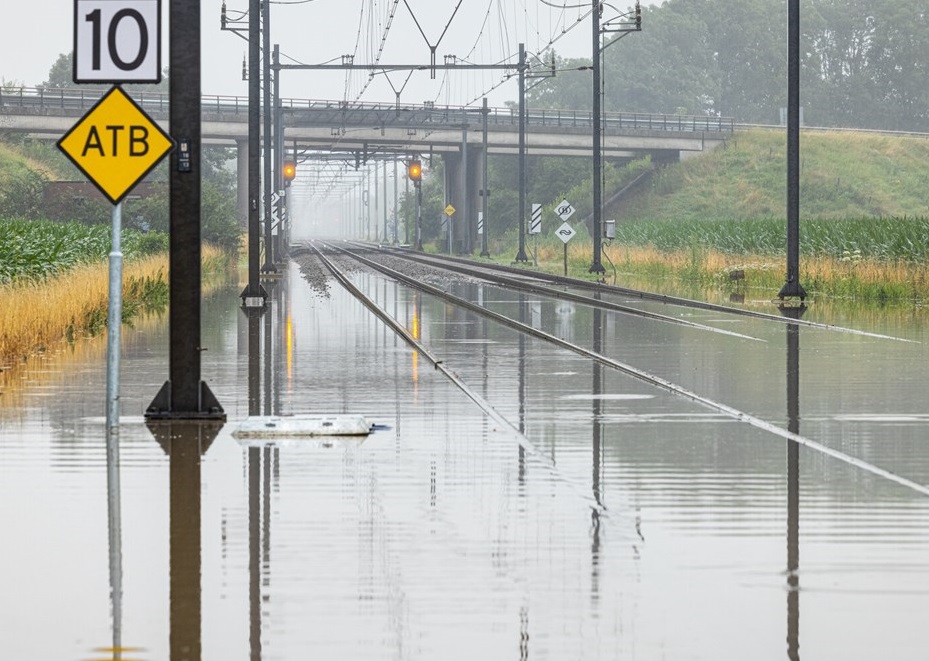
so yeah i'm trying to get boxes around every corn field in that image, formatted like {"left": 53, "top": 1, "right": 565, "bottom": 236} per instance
{"left": 0, "top": 218, "right": 167, "bottom": 283}
{"left": 613, "top": 216, "right": 929, "bottom": 261}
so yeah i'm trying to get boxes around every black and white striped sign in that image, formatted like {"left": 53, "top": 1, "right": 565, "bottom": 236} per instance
{"left": 529, "top": 203, "right": 542, "bottom": 235}
{"left": 477, "top": 211, "right": 484, "bottom": 235}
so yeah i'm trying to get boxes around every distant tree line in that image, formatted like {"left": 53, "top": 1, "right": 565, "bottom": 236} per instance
{"left": 41, "top": 52, "right": 169, "bottom": 93}
{"left": 528, "top": 0, "right": 928, "bottom": 131}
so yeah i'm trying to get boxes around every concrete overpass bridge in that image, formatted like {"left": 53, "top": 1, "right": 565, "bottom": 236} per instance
{"left": 0, "top": 86, "right": 733, "bottom": 240}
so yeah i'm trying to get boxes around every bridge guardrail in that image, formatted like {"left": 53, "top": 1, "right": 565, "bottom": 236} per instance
{"left": 1, "top": 86, "right": 734, "bottom": 135}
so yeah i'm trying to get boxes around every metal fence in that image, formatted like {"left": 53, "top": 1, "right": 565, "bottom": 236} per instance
{"left": 0, "top": 86, "right": 735, "bottom": 135}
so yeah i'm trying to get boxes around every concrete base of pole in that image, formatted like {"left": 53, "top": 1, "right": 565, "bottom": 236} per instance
{"left": 778, "top": 280, "right": 808, "bottom": 301}
{"left": 146, "top": 381, "right": 227, "bottom": 421}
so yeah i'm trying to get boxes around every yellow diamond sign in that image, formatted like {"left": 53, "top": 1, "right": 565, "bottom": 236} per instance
{"left": 444, "top": 204, "right": 456, "bottom": 216}
{"left": 57, "top": 86, "right": 174, "bottom": 205}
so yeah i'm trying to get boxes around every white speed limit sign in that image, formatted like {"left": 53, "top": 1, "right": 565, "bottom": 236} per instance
{"left": 74, "top": 0, "right": 162, "bottom": 83}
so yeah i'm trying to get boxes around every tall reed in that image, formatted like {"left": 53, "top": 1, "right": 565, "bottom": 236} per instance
{"left": 0, "top": 254, "right": 171, "bottom": 369}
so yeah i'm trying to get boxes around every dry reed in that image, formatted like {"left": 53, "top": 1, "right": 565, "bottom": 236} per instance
{"left": 0, "top": 255, "right": 167, "bottom": 370}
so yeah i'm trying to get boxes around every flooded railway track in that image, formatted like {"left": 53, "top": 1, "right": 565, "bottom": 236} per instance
{"left": 299, "top": 240, "right": 929, "bottom": 498}
{"left": 366, "top": 242, "right": 910, "bottom": 342}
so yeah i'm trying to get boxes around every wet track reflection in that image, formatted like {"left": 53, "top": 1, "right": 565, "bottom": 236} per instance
{"left": 2, "top": 258, "right": 929, "bottom": 660}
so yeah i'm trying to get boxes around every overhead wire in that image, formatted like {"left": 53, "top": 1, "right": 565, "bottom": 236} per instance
{"left": 270, "top": 0, "right": 594, "bottom": 111}
{"left": 352, "top": 0, "right": 401, "bottom": 102}
{"left": 343, "top": 0, "right": 367, "bottom": 101}
{"left": 462, "top": 2, "right": 593, "bottom": 107}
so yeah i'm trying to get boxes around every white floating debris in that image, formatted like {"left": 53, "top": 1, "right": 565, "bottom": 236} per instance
{"left": 233, "top": 415, "right": 372, "bottom": 438}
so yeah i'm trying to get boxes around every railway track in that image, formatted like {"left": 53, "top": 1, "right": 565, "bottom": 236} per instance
{"left": 300, "top": 240, "right": 929, "bottom": 499}
{"left": 367, "top": 243, "right": 911, "bottom": 342}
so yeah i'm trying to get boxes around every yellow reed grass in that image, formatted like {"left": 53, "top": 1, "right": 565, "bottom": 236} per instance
{"left": 599, "top": 244, "right": 929, "bottom": 303}
{"left": 0, "top": 254, "right": 169, "bottom": 371}
{"left": 0, "top": 245, "right": 232, "bottom": 405}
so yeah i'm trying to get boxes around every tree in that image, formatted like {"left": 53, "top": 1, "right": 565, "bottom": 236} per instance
{"left": 41, "top": 52, "right": 169, "bottom": 91}
{"left": 43, "top": 54, "right": 82, "bottom": 89}
{"left": 506, "top": 0, "right": 929, "bottom": 131}
{"left": 601, "top": 2, "right": 717, "bottom": 116}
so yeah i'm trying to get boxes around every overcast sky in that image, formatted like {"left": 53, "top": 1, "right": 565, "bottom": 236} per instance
{"left": 1, "top": 0, "right": 634, "bottom": 108}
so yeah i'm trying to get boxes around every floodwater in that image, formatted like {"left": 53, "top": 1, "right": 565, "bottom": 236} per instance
{"left": 2, "top": 259, "right": 929, "bottom": 660}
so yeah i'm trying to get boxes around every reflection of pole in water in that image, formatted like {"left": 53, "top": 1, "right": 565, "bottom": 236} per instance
{"left": 262, "top": 445, "right": 273, "bottom": 619}
{"left": 411, "top": 293, "right": 421, "bottom": 390}
{"left": 263, "top": 286, "right": 274, "bottom": 417}
{"left": 591, "top": 303, "right": 604, "bottom": 608}
{"left": 590, "top": 509, "right": 601, "bottom": 609}
{"left": 275, "top": 275, "right": 285, "bottom": 416}
{"left": 170, "top": 434, "right": 201, "bottom": 661}
{"left": 592, "top": 304, "right": 604, "bottom": 507}
{"left": 247, "top": 309, "right": 262, "bottom": 417}
{"left": 249, "top": 447, "right": 262, "bottom": 661}
{"left": 105, "top": 427, "right": 123, "bottom": 657}
{"left": 517, "top": 294, "right": 527, "bottom": 483}
{"left": 147, "top": 421, "right": 222, "bottom": 661}
{"left": 781, "top": 303, "right": 804, "bottom": 661}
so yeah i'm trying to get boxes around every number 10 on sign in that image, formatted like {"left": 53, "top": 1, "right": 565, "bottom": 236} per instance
{"left": 74, "top": 0, "right": 162, "bottom": 83}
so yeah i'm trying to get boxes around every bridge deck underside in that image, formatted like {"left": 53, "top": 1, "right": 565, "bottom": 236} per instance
{"left": 1, "top": 110, "right": 725, "bottom": 159}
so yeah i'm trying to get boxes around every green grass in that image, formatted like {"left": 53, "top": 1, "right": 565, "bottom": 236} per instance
{"left": 619, "top": 128, "right": 929, "bottom": 222}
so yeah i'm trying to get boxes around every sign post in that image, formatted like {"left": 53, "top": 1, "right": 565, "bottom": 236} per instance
{"left": 556, "top": 221, "right": 577, "bottom": 276}
{"left": 58, "top": 87, "right": 174, "bottom": 433}
{"left": 65, "top": 7, "right": 169, "bottom": 650}
{"left": 444, "top": 203, "right": 456, "bottom": 254}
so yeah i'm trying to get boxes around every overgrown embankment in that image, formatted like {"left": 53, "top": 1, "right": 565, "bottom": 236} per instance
{"left": 483, "top": 128, "right": 929, "bottom": 305}
{"left": 618, "top": 129, "right": 929, "bottom": 222}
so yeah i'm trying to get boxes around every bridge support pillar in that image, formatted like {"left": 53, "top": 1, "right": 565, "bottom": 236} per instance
{"left": 442, "top": 145, "right": 484, "bottom": 255}
{"left": 442, "top": 152, "right": 463, "bottom": 254}
{"left": 466, "top": 145, "right": 484, "bottom": 254}
{"left": 236, "top": 139, "right": 249, "bottom": 229}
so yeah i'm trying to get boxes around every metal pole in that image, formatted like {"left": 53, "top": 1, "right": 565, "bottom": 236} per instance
{"left": 461, "top": 126, "right": 469, "bottom": 254}
{"left": 481, "top": 97, "right": 490, "bottom": 257}
{"left": 273, "top": 44, "right": 284, "bottom": 254}
{"left": 515, "top": 43, "right": 529, "bottom": 262}
{"left": 147, "top": 0, "right": 225, "bottom": 419}
{"left": 405, "top": 173, "right": 410, "bottom": 244}
{"left": 383, "top": 159, "right": 388, "bottom": 243}
{"left": 779, "top": 0, "right": 806, "bottom": 300}
{"left": 261, "top": 0, "right": 276, "bottom": 272}
{"left": 393, "top": 158, "right": 399, "bottom": 243}
{"left": 240, "top": 0, "right": 264, "bottom": 303}
{"left": 106, "top": 202, "right": 123, "bottom": 431}
{"left": 590, "top": 0, "right": 605, "bottom": 273}
{"left": 105, "top": 200, "right": 123, "bottom": 655}
{"left": 415, "top": 182, "right": 423, "bottom": 250}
